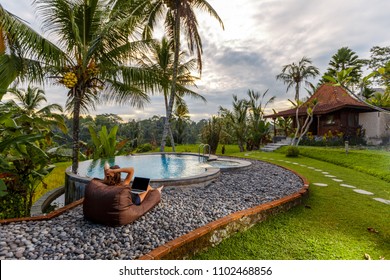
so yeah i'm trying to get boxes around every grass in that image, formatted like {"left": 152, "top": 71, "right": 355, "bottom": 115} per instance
{"left": 282, "top": 146, "right": 390, "bottom": 182}
{"left": 33, "top": 161, "right": 70, "bottom": 204}
{"left": 192, "top": 147, "right": 390, "bottom": 260}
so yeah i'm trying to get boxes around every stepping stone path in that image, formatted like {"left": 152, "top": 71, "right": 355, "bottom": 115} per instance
{"left": 340, "top": 184, "right": 356, "bottom": 189}
{"left": 353, "top": 189, "right": 374, "bottom": 195}
{"left": 312, "top": 183, "right": 328, "bottom": 187}
{"left": 262, "top": 159, "right": 389, "bottom": 206}
{"left": 373, "top": 198, "right": 390, "bottom": 205}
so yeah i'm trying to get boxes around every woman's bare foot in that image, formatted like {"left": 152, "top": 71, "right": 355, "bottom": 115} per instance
{"left": 156, "top": 185, "right": 164, "bottom": 193}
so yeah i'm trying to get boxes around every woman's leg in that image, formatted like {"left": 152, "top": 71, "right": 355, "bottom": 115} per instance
{"left": 136, "top": 185, "right": 163, "bottom": 204}
{"left": 137, "top": 185, "right": 152, "bottom": 204}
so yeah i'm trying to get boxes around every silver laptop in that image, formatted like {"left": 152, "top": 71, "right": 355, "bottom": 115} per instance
{"left": 130, "top": 177, "right": 150, "bottom": 194}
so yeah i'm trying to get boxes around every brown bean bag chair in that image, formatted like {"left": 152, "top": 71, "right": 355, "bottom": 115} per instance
{"left": 83, "top": 179, "right": 161, "bottom": 226}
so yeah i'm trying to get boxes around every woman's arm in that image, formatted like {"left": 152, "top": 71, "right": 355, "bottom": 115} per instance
{"left": 107, "top": 167, "right": 134, "bottom": 185}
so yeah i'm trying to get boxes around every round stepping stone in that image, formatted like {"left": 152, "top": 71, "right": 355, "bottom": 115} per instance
{"left": 293, "top": 162, "right": 299, "bottom": 165}
{"left": 300, "top": 164, "right": 307, "bottom": 167}
{"left": 322, "top": 171, "right": 329, "bottom": 174}
{"left": 340, "top": 184, "right": 356, "bottom": 189}
{"left": 325, "top": 175, "right": 336, "bottom": 178}
{"left": 314, "top": 169, "right": 322, "bottom": 171}
{"left": 312, "top": 183, "right": 328, "bottom": 187}
{"left": 353, "top": 189, "right": 374, "bottom": 195}
{"left": 332, "top": 178, "right": 343, "bottom": 182}
{"left": 373, "top": 198, "right": 390, "bottom": 205}
{"left": 307, "top": 166, "right": 315, "bottom": 169}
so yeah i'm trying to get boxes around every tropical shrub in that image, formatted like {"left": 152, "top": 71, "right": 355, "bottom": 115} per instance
{"left": 201, "top": 116, "right": 222, "bottom": 154}
{"left": 0, "top": 87, "right": 66, "bottom": 218}
{"left": 135, "top": 143, "right": 154, "bottom": 153}
{"left": 285, "top": 146, "right": 300, "bottom": 157}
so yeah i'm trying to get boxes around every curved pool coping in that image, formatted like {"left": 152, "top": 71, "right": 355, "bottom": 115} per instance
{"left": 0, "top": 160, "right": 309, "bottom": 260}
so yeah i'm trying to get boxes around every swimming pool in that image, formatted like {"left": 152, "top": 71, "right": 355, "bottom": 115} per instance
{"left": 78, "top": 153, "right": 210, "bottom": 179}
{"left": 65, "top": 153, "right": 220, "bottom": 204}
{"left": 64, "top": 153, "right": 251, "bottom": 205}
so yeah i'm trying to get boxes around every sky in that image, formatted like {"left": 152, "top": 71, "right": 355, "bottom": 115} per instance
{"left": 1, "top": 0, "right": 390, "bottom": 122}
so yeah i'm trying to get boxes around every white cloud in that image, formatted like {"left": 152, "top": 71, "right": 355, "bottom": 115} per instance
{"left": 2, "top": 0, "right": 390, "bottom": 121}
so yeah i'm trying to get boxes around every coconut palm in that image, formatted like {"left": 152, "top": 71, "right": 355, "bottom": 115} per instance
{"left": 172, "top": 100, "right": 190, "bottom": 144}
{"left": 0, "top": 0, "right": 157, "bottom": 173}
{"left": 6, "top": 86, "right": 67, "bottom": 134}
{"left": 143, "top": 0, "right": 224, "bottom": 151}
{"left": 276, "top": 57, "right": 320, "bottom": 145}
{"left": 139, "top": 36, "right": 205, "bottom": 150}
{"left": 321, "top": 47, "right": 365, "bottom": 88}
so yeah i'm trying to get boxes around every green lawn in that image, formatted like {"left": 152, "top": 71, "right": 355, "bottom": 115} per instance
{"left": 193, "top": 148, "right": 390, "bottom": 260}
{"left": 284, "top": 146, "right": 390, "bottom": 182}
{"left": 33, "top": 161, "right": 70, "bottom": 204}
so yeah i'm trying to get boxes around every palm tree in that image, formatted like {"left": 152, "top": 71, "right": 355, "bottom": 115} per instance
{"left": 172, "top": 100, "right": 190, "bottom": 144}
{"left": 276, "top": 57, "right": 319, "bottom": 145}
{"left": 246, "top": 89, "right": 275, "bottom": 149}
{"left": 0, "top": 0, "right": 157, "bottom": 173}
{"left": 144, "top": 0, "right": 224, "bottom": 151}
{"left": 219, "top": 95, "right": 249, "bottom": 152}
{"left": 6, "top": 86, "right": 67, "bottom": 134}
{"left": 139, "top": 36, "right": 205, "bottom": 150}
{"left": 321, "top": 47, "right": 365, "bottom": 88}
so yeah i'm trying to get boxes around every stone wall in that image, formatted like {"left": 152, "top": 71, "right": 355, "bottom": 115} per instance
{"left": 359, "top": 111, "right": 390, "bottom": 145}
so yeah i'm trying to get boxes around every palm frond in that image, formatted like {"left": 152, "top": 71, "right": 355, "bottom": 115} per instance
{"left": 0, "top": 4, "right": 66, "bottom": 66}
{"left": 102, "top": 79, "right": 150, "bottom": 108}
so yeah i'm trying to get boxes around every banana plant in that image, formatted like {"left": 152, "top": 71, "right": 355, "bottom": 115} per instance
{"left": 88, "top": 125, "right": 128, "bottom": 159}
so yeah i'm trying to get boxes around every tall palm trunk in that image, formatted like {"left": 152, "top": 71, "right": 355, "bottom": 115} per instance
{"left": 71, "top": 88, "right": 82, "bottom": 173}
{"left": 169, "top": 125, "right": 176, "bottom": 152}
{"left": 160, "top": 3, "right": 180, "bottom": 152}
{"left": 292, "top": 85, "right": 300, "bottom": 146}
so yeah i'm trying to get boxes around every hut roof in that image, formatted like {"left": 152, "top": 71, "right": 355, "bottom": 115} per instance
{"left": 265, "top": 84, "right": 374, "bottom": 118}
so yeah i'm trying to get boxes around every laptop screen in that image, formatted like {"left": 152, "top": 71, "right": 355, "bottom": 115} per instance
{"left": 131, "top": 177, "right": 150, "bottom": 191}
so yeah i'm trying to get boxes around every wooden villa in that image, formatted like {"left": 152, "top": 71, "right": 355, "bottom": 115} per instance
{"left": 265, "top": 84, "right": 380, "bottom": 141}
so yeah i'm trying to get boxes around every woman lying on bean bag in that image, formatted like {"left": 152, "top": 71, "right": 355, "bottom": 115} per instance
{"left": 83, "top": 163, "right": 163, "bottom": 226}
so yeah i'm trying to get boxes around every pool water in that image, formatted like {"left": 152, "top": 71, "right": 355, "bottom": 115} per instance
{"left": 78, "top": 154, "right": 209, "bottom": 180}
{"left": 205, "top": 160, "right": 241, "bottom": 168}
